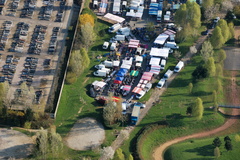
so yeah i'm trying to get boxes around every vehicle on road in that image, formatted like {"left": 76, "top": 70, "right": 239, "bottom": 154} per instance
{"left": 174, "top": 61, "right": 184, "bottom": 73}
{"left": 131, "top": 103, "right": 141, "bottom": 125}
{"left": 163, "top": 69, "right": 174, "bottom": 80}
{"left": 156, "top": 78, "right": 165, "bottom": 88}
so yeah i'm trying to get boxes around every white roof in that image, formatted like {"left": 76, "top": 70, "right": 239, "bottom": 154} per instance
{"left": 113, "top": 6, "right": 120, "bottom": 12}
{"left": 128, "top": 39, "right": 140, "bottom": 48}
{"left": 150, "top": 48, "right": 169, "bottom": 58}
{"left": 149, "top": 57, "right": 161, "bottom": 65}
{"left": 92, "top": 81, "right": 106, "bottom": 88}
{"left": 121, "top": 64, "right": 131, "bottom": 69}
{"left": 122, "top": 59, "right": 132, "bottom": 65}
{"left": 113, "top": 60, "right": 120, "bottom": 66}
{"left": 136, "top": 63, "right": 142, "bottom": 67}
{"left": 104, "top": 13, "right": 125, "bottom": 23}
{"left": 154, "top": 34, "right": 169, "bottom": 45}
{"left": 116, "top": 35, "right": 125, "bottom": 41}
{"left": 136, "top": 55, "right": 143, "bottom": 62}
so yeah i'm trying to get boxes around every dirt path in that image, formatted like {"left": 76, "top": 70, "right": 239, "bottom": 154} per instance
{"left": 153, "top": 71, "right": 240, "bottom": 160}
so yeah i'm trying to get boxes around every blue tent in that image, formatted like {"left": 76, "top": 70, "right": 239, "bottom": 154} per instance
{"left": 119, "top": 68, "right": 128, "bottom": 74}
{"left": 116, "top": 76, "right": 124, "bottom": 81}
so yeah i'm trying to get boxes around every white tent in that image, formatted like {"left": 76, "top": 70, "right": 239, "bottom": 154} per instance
{"left": 92, "top": 81, "right": 106, "bottom": 89}
{"left": 136, "top": 55, "right": 143, "bottom": 62}
{"left": 128, "top": 39, "right": 140, "bottom": 48}
{"left": 116, "top": 35, "right": 125, "bottom": 41}
{"left": 149, "top": 48, "right": 169, "bottom": 58}
{"left": 121, "top": 64, "right": 131, "bottom": 69}
{"left": 104, "top": 13, "right": 125, "bottom": 23}
{"left": 149, "top": 57, "right": 161, "bottom": 65}
{"left": 154, "top": 34, "right": 169, "bottom": 45}
{"left": 113, "top": 60, "right": 120, "bottom": 67}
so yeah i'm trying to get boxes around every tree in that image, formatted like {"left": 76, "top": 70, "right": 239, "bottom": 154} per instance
{"left": 192, "top": 97, "right": 204, "bottom": 120}
{"left": 80, "top": 23, "right": 96, "bottom": 49}
{"left": 175, "top": 3, "right": 187, "bottom": 27}
{"left": 216, "top": 49, "right": 226, "bottom": 62}
{"left": 190, "top": 46, "right": 197, "bottom": 54}
{"left": 80, "top": 48, "right": 90, "bottom": 68}
{"left": 214, "top": 147, "right": 221, "bottom": 158}
{"left": 205, "top": 57, "right": 216, "bottom": 77}
{"left": 48, "top": 129, "right": 63, "bottom": 157}
{"left": 213, "top": 137, "right": 222, "bottom": 147}
{"left": 221, "top": 1, "right": 233, "bottom": 12}
{"left": 215, "top": 63, "right": 223, "bottom": 77}
{"left": 65, "top": 72, "right": 77, "bottom": 84}
{"left": 204, "top": 4, "right": 220, "bottom": 21}
{"left": 188, "top": 83, "right": 193, "bottom": 94}
{"left": 175, "top": 23, "right": 193, "bottom": 42}
{"left": 126, "top": 154, "right": 134, "bottom": 160}
{"left": 217, "top": 19, "right": 230, "bottom": 42}
{"left": 0, "top": 81, "right": 9, "bottom": 113}
{"left": 200, "top": 41, "right": 214, "bottom": 62}
{"left": 217, "top": 79, "right": 222, "bottom": 93}
{"left": 101, "top": 146, "right": 114, "bottom": 160}
{"left": 192, "top": 65, "right": 209, "bottom": 80}
{"left": 35, "top": 129, "right": 48, "bottom": 158}
{"left": 210, "top": 26, "right": 225, "bottom": 49}
{"left": 68, "top": 50, "right": 84, "bottom": 76}
{"left": 113, "top": 148, "right": 125, "bottom": 160}
{"left": 186, "top": 1, "right": 201, "bottom": 28}
{"left": 214, "top": 0, "right": 224, "bottom": 4}
{"left": 79, "top": 14, "right": 94, "bottom": 27}
{"left": 228, "top": 22, "right": 235, "bottom": 39}
{"left": 202, "top": 0, "right": 214, "bottom": 9}
{"left": 186, "top": 106, "right": 192, "bottom": 116}
{"left": 212, "top": 90, "right": 218, "bottom": 111}
{"left": 225, "top": 140, "right": 233, "bottom": 151}
{"left": 224, "top": 136, "right": 231, "bottom": 142}
{"left": 173, "top": 50, "right": 182, "bottom": 60}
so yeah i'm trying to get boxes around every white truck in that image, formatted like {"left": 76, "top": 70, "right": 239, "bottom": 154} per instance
{"left": 108, "top": 23, "right": 122, "bottom": 33}
{"left": 174, "top": 61, "right": 184, "bottom": 73}
{"left": 160, "top": 59, "right": 166, "bottom": 70}
{"left": 117, "top": 27, "right": 130, "bottom": 36}
{"left": 102, "top": 41, "right": 109, "bottom": 49}
{"left": 163, "top": 69, "right": 174, "bottom": 80}
{"left": 157, "top": 10, "right": 162, "bottom": 23}
{"left": 164, "top": 42, "right": 179, "bottom": 49}
{"left": 110, "top": 42, "right": 117, "bottom": 50}
{"left": 93, "top": 68, "right": 111, "bottom": 77}
{"left": 95, "top": 60, "right": 113, "bottom": 69}
{"left": 156, "top": 78, "right": 165, "bottom": 88}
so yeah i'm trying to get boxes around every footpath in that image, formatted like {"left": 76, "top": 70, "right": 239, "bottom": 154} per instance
{"left": 99, "top": 32, "right": 210, "bottom": 160}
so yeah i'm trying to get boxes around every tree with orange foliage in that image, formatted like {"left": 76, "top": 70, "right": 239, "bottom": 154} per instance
{"left": 78, "top": 14, "right": 94, "bottom": 27}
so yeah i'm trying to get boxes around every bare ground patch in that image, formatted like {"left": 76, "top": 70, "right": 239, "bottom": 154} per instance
{"left": 64, "top": 117, "right": 105, "bottom": 150}
{"left": 0, "top": 128, "right": 34, "bottom": 159}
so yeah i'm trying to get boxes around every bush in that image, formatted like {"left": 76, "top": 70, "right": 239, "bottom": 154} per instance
{"left": 65, "top": 72, "right": 77, "bottom": 84}
{"left": 99, "top": 29, "right": 106, "bottom": 37}
{"left": 81, "top": 8, "right": 97, "bottom": 21}
{"left": 24, "top": 121, "right": 32, "bottom": 129}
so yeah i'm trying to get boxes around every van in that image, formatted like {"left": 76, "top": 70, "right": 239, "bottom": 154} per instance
{"left": 93, "top": 70, "right": 107, "bottom": 77}
{"left": 163, "top": 69, "right": 173, "bottom": 80}
{"left": 102, "top": 41, "right": 109, "bottom": 49}
{"left": 164, "top": 42, "right": 179, "bottom": 49}
{"left": 110, "top": 42, "right": 117, "bottom": 50}
{"left": 108, "top": 23, "right": 122, "bottom": 33}
{"left": 117, "top": 27, "right": 130, "bottom": 36}
{"left": 144, "top": 83, "right": 152, "bottom": 92}
{"left": 174, "top": 61, "right": 184, "bottom": 73}
{"left": 160, "top": 59, "right": 166, "bottom": 70}
{"left": 156, "top": 78, "right": 165, "bottom": 88}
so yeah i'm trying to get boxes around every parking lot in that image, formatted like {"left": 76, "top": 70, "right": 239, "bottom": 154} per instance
{"left": 0, "top": 0, "right": 74, "bottom": 111}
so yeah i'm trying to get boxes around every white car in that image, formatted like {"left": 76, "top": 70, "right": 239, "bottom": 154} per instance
{"left": 156, "top": 78, "right": 166, "bottom": 88}
{"left": 135, "top": 90, "right": 146, "bottom": 99}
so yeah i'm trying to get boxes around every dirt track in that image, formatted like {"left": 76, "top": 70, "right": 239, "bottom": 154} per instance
{"left": 153, "top": 71, "right": 240, "bottom": 160}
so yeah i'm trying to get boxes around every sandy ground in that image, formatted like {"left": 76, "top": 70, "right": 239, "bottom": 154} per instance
{"left": 0, "top": 128, "right": 34, "bottom": 159}
{"left": 64, "top": 118, "right": 105, "bottom": 150}
{"left": 153, "top": 71, "right": 240, "bottom": 160}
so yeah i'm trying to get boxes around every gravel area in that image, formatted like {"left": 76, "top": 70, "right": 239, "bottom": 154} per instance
{"left": 0, "top": 128, "right": 34, "bottom": 159}
{"left": 65, "top": 118, "right": 105, "bottom": 150}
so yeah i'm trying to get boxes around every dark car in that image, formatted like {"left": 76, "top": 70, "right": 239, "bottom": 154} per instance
{"left": 203, "top": 29, "right": 210, "bottom": 35}
{"left": 89, "top": 87, "right": 97, "bottom": 98}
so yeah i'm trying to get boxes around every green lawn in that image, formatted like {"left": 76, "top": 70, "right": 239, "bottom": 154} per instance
{"left": 121, "top": 45, "right": 226, "bottom": 159}
{"left": 164, "top": 134, "right": 240, "bottom": 160}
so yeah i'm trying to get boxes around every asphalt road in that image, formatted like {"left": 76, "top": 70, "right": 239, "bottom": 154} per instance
{"left": 224, "top": 46, "right": 240, "bottom": 70}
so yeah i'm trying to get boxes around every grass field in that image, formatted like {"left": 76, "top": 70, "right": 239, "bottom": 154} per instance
{"left": 164, "top": 133, "right": 240, "bottom": 160}
{"left": 121, "top": 38, "right": 227, "bottom": 159}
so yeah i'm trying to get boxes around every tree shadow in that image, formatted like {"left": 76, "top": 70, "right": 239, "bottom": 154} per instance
{"left": 184, "top": 144, "right": 214, "bottom": 157}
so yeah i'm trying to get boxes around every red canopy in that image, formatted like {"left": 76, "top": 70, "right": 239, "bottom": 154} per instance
{"left": 114, "top": 80, "right": 122, "bottom": 84}
{"left": 123, "top": 85, "right": 131, "bottom": 91}
{"left": 141, "top": 72, "right": 153, "bottom": 81}
{"left": 112, "top": 96, "right": 120, "bottom": 102}
{"left": 132, "top": 87, "right": 142, "bottom": 94}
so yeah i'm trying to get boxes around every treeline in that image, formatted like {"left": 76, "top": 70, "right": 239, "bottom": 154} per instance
{"left": 66, "top": 8, "right": 97, "bottom": 84}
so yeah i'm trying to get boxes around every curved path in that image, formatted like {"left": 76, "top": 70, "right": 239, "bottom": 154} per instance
{"left": 153, "top": 71, "right": 240, "bottom": 160}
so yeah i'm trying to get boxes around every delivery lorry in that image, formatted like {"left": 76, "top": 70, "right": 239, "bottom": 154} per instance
{"left": 102, "top": 41, "right": 109, "bottom": 49}
{"left": 164, "top": 42, "right": 179, "bottom": 49}
{"left": 108, "top": 23, "right": 122, "bottom": 33}
{"left": 163, "top": 69, "right": 174, "bottom": 80}
{"left": 131, "top": 103, "right": 141, "bottom": 125}
{"left": 156, "top": 78, "right": 165, "bottom": 88}
{"left": 93, "top": 68, "right": 111, "bottom": 77}
{"left": 95, "top": 60, "right": 113, "bottom": 69}
{"left": 110, "top": 42, "right": 117, "bottom": 50}
{"left": 174, "top": 61, "right": 184, "bottom": 72}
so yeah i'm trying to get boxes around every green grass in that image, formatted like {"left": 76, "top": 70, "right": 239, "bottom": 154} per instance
{"left": 55, "top": 20, "right": 118, "bottom": 157}
{"left": 13, "top": 128, "right": 35, "bottom": 137}
{"left": 121, "top": 41, "right": 226, "bottom": 159}
{"left": 164, "top": 134, "right": 240, "bottom": 160}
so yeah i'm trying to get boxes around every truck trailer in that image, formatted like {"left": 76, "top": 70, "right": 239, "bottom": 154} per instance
{"left": 131, "top": 104, "right": 141, "bottom": 125}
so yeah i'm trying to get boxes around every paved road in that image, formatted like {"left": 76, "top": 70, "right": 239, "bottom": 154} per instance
{"left": 224, "top": 45, "right": 240, "bottom": 70}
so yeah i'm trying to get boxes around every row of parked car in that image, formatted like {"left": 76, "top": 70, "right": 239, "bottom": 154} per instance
{"left": 9, "top": 22, "right": 30, "bottom": 53}
{"left": 48, "top": 27, "right": 60, "bottom": 54}
{"left": 39, "top": 3, "right": 53, "bottom": 21}
{"left": 20, "top": 0, "right": 36, "bottom": 18}
{"left": 28, "top": 25, "right": 47, "bottom": 55}
{"left": 19, "top": 57, "right": 38, "bottom": 86}
{"left": 0, "top": 55, "right": 19, "bottom": 84}
{"left": 6, "top": 0, "right": 19, "bottom": 17}
{"left": 55, "top": 1, "right": 66, "bottom": 22}
{"left": 0, "top": 21, "right": 13, "bottom": 51}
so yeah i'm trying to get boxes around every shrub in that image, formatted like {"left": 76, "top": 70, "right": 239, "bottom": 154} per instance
{"left": 65, "top": 72, "right": 77, "bottom": 84}
{"left": 24, "top": 121, "right": 32, "bottom": 129}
